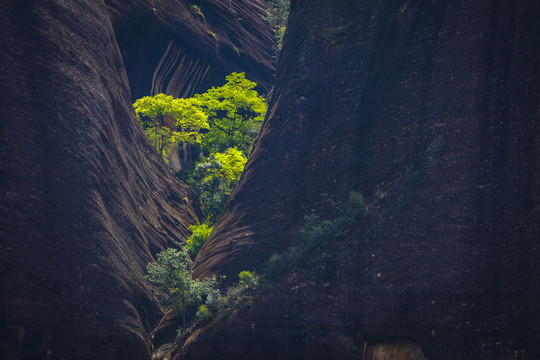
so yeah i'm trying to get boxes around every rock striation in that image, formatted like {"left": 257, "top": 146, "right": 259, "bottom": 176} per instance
{"left": 106, "top": 0, "right": 275, "bottom": 100}
{"left": 190, "top": 0, "right": 539, "bottom": 359}
{"left": 0, "top": 0, "right": 273, "bottom": 359}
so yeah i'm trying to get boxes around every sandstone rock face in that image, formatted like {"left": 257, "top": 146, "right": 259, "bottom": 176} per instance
{"left": 0, "top": 0, "right": 273, "bottom": 359}
{"left": 190, "top": 0, "right": 539, "bottom": 359}
{"left": 106, "top": 0, "right": 275, "bottom": 100}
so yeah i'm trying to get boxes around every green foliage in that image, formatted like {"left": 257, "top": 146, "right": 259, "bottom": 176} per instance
{"left": 145, "top": 255, "right": 262, "bottom": 341}
{"left": 267, "top": 0, "right": 289, "bottom": 26}
{"left": 133, "top": 94, "right": 209, "bottom": 163}
{"left": 238, "top": 270, "right": 259, "bottom": 292}
{"left": 195, "top": 72, "right": 267, "bottom": 155}
{"left": 331, "top": 190, "right": 368, "bottom": 233}
{"left": 189, "top": 147, "right": 247, "bottom": 222}
{"left": 145, "top": 248, "right": 219, "bottom": 329}
{"left": 196, "top": 304, "right": 213, "bottom": 323}
{"left": 145, "top": 248, "right": 193, "bottom": 312}
{"left": 264, "top": 191, "right": 369, "bottom": 279}
{"left": 134, "top": 73, "right": 266, "bottom": 223}
{"left": 185, "top": 221, "right": 213, "bottom": 257}
{"left": 264, "top": 253, "right": 288, "bottom": 280}
{"left": 374, "top": 188, "right": 387, "bottom": 200}
{"left": 316, "top": 24, "right": 351, "bottom": 46}
{"left": 266, "top": 0, "right": 290, "bottom": 52}
{"left": 189, "top": 5, "right": 205, "bottom": 23}
{"left": 218, "top": 271, "right": 260, "bottom": 311}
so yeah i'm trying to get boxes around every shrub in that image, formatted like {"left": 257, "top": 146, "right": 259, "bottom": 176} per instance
{"left": 196, "top": 304, "right": 213, "bottom": 323}
{"left": 190, "top": 5, "right": 205, "bottom": 23}
{"left": 145, "top": 248, "right": 219, "bottom": 330}
{"left": 238, "top": 270, "right": 259, "bottom": 292}
{"left": 219, "top": 271, "right": 260, "bottom": 311}
{"left": 264, "top": 191, "right": 370, "bottom": 279}
{"left": 185, "top": 221, "right": 213, "bottom": 257}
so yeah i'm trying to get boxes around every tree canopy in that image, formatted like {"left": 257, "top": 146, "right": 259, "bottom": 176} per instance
{"left": 195, "top": 72, "right": 266, "bottom": 155}
{"left": 133, "top": 94, "right": 209, "bottom": 162}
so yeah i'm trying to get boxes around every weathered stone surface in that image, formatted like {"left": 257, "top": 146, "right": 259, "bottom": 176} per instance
{"left": 190, "top": 0, "right": 539, "bottom": 359}
{"left": 0, "top": 0, "right": 273, "bottom": 358}
{"left": 107, "top": 0, "right": 275, "bottom": 100}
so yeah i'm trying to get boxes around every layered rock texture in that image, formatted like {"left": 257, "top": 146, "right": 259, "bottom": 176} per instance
{"left": 190, "top": 0, "right": 539, "bottom": 359}
{"left": 0, "top": 0, "right": 273, "bottom": 359}
{"left": 107, "top": 0, "right": 275, "bottom": 100}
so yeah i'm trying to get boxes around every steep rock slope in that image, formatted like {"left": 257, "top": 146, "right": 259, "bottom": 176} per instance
{"left": 0, "top": 0, "right": 273, "bottom": 358}
{"left": 0, "top": 1, "right": 199, "bottom": 358}
{"left": 106, "top": 0, "right": 275, "bottom": 100}
{"left": 190, "top": 0, "right": 539, "bottom": 359}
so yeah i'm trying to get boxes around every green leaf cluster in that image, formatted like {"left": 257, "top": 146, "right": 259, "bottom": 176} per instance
{"left": 189, "top": 147, "right": 247, "bottom": 222}
{"left": 266, "top": 0, "right": 290, "bottom": 51}
{"left": 195, "top": 72, "right": 266, "bottom": 155}
{"left": 218, "top": 271, "right": 260, "bottom": 312}
{"left": 185, "top": 221, "right": 213, "bottom": 257}
{"left": 133, "top": 94, "right": 209, "bottom": 163}
{"left": 145, "top": 252, "right": 260, "bottom": 340}
{"left": 133, "top": 72, "right": 266, "bottom": 163}
{"left": 144, "top": 248, "right": 219, "bottom": 330}
{"left": 265, "top": 191, "right": 369, "bottom": 278}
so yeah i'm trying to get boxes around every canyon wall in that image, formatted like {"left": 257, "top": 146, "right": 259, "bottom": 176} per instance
{"left": 190, "top": 0, "right": 539, "bottom": 359}
{"left": 106, "top": 0, "right": 275, "bottom": 100}
{"left": 0, "top": 0, "right": 273, "bottom": 359}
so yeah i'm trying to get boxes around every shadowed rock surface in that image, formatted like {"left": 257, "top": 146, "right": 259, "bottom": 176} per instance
{"left": 189, "top": 0, "right": 539, "bottom": 359}
{"left": 0, "top": 0, "right": 273, "bottom": 359}
{"left": 106, "top": 0, "right": 275, "bottom": 100}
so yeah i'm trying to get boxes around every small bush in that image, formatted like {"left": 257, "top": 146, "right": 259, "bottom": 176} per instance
{"left": 218, "top": 271, "right": 260, "bottom": 311}
{"left": 196, "top": 304, "right": 213, "bottom": 323}
{"left": 374, "top": 188, "right": 387, "bottom": 200}
{"left": 190, "top": 5, "right": 206, "bottom": 23}
{"left": 264, "top": 253, "right": 289, "bottom": 279}
{"left": 264, "top": 190, "right": 370, "bottom": 279}
{"left": 185, "top": 221, "right": 213, "bottom": 257}
{"left": 238, "top": 270, "right": 259, "bottom": 292}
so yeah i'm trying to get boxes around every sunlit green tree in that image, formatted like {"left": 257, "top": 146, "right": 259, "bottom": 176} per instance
{"left": 133, "top": 94, "right": 209, "bottom": 163}
{"left": 195, "top": 72, "right": 266, "bottom": 155}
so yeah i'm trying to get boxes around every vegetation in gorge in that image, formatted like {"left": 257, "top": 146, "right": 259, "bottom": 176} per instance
{"left": 145, "top": 248, "right": 259, "bottom": 339}
{"left": 188, "top": 148, "right": 247, "bottom": 222}
{"left": 133, "top": 94, "right": 209, "bottom": 163}
{"left": 185, "top": 221, "right": 213, "bottom": 257}
{"left": 139, "top": 74, "right": 267, "bottom": 337}
{"left": 266, "top": 0, "right": 290, "bottom": 51}
{"left": 134, "top": 72, "right": 266, "bottom": 226}
{"left": 145, "top": 248, "right": 219, "bottom": 330}
{"left": 146, "top": 191, "right": 374, "bottom": 341}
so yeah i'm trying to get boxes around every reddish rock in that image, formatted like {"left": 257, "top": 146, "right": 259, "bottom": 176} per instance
{"left": 107, "top": 0, "right": 275, "bottom": 100}
{"left": 0, "top": 0, "right": 273, "bottom": 359}
{"left": 190, "top": 0, "right": 539, "bottom": 359}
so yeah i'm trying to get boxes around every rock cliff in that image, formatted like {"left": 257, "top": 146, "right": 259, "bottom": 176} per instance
{"left": 107, "top": 0, "right": 275, "bottom": 100}
{"left": 189, "top": 0, "right": 539, "bottom": 359}
{"left": 0, "top": 0, "right": 273, "bottom": 359}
